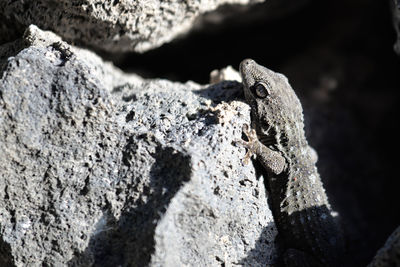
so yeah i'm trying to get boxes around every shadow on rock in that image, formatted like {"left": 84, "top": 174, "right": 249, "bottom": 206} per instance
{"left": 238, "top": 221, "right": 280, "bottom": 266}
{"left": 69, "top": 136, "right": 192, "bottom": 266}
{"left": 0, "top": 237, "right": 13, "bottom": 267}
{"left": 193, "top": 81, "right": 243, "bottom": 103}
{"left": 187, "top": 81, "right": 244, "bottom": 128}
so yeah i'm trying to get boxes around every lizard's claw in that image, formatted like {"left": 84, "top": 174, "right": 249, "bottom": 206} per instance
{"left": 234, "top": 139, "right": 253, "bottom": 165}
{"left": 242, "top": 123, "right": 250, "bottom": 133}
{"left": 242, "top": 124, "right": 258, "bottom": 142}
{"left": 235, "top": 124, "right": 258, "bottom": 165}
{"left": 242, "top": 150, "right": 253, "bottom": 165}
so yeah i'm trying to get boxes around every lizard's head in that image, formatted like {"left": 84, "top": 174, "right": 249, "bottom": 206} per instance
{"left": 239, "top": 59, "right": 303, "bottom": 132}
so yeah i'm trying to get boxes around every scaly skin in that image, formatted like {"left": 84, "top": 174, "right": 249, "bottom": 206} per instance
{"left": 239, "top": 59, "right": 344, "bottom": 267}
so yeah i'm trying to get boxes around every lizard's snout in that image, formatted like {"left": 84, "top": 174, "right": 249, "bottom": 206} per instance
{"left": 239, "top": 58, "right": 258, "bottom": 87}
{"left": 239, "top": 58, "right": 256, "bottom": 73}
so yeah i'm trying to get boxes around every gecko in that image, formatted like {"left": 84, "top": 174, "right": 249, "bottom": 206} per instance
{"left": 238, "top": 59, "right": 345, "bottom": 266}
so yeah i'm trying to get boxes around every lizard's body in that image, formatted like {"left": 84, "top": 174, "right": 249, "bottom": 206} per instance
{"left": 239, "top": 59, "right": 344, "bottom": 266}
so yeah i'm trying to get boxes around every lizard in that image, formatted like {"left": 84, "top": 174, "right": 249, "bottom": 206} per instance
{"left": 238, "top": 59, "right": 345, "bottom": 266}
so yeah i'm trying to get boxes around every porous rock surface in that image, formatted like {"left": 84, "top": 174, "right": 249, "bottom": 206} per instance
{"left": 0, "top": 0, "right": 263, "bottom": 53}
{"left": 0, "top": 26, "right": 278, "bottom": 266}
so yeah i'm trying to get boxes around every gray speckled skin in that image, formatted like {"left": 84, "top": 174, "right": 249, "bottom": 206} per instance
{"left": 239, "top": 59, "right": 344, "bottom": 266}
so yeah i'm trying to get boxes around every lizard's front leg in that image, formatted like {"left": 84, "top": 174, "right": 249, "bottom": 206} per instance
{"left": 237, "top": 124, "right": 286, "bottom": 175}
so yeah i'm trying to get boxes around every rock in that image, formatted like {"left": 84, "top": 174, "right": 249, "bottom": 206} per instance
{"left": 197, "top": 0, "right": 311, "bottom": 33}
{"left": 390, "top": 0, "right": 400, "bottom": 55}
{"left": 0, "top": 0, "right": 264, "bottom": 53}
{"left": 209, "top": 65, "right": 242, "bottom": 84}
{"left": 367, "top": 226, "right": 400, "bottom": 266}
{"left": 0, "top": 26, "right": 278, "bottom": 266}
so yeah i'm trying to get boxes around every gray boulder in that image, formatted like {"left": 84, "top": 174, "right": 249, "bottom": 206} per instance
{"left": 0, "top": 25, "right": 278, "bottom": 266}
{"left": 0, "top": 0, "right": 264, "bottom": 53}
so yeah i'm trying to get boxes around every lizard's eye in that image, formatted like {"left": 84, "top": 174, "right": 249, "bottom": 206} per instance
{"left": 253, "top": 82, "right": 271, "bottom": 98}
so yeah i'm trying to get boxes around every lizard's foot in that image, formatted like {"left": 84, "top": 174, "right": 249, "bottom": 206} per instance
{"left": 235, "top": 124, "right": 259, "bottom": 165}
{"left": 236, "top": 124, "right": 286, "bottom": 174}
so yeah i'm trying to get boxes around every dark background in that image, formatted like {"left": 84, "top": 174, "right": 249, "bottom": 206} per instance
{"left": 111, "top": 0, "right": 400, "bottom": 265}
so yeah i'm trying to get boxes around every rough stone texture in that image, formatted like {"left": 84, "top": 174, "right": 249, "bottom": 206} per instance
{"left": 0, "top": 26, "right": 278, "bottom": 266}
{"left": 367, "top": 226, "right": 400, "bottom": 266}
{"left": 209, "top": 65, "right": 242, "bottom": 84}
{"left": 390, "top": 0, "right": 400, "bottom": 54}
{"left": 0, "top": 0, "right": 264, "bottom": 53}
